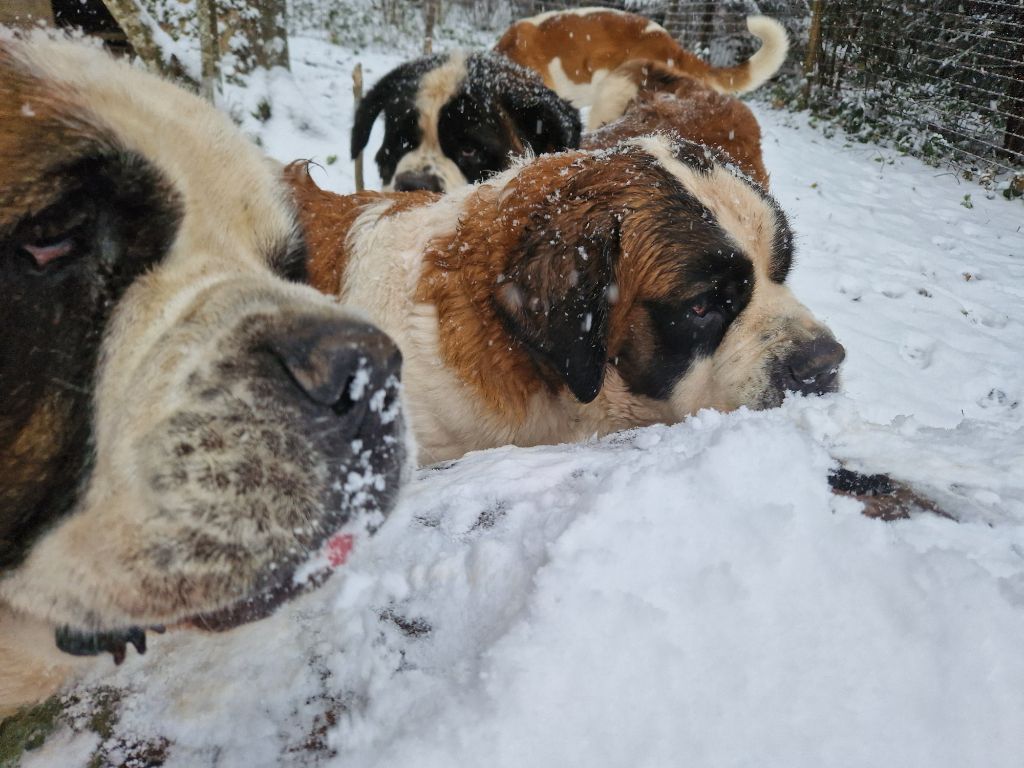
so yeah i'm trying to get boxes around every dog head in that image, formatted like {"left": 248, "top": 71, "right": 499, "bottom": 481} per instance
{"left": 351, "top": 51, "right": 581, "bottom": 193}
{"left": 482, "top": 135, "right": 844, "bottom": 419}
{"left": 0, "top": 37, "right": 409, "bottom": 639}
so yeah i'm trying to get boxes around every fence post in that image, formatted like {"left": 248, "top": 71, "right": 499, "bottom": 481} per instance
{"left": 352, "top": 63, "right": 364, "bottom": 193}
{"left": 424, "top": 0, "right": 439, "bottom": 55}
{"left": 1004, "top": 63, "right": 1024, "bottom": 160}
{"left": 802, "top": 0, "right": 824, "bottom": 103}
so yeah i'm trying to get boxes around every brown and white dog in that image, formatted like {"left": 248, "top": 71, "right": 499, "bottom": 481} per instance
{"left": 287, "top": 134, "right": 844, "bottom": 466}
{"left": 0, "top": 36, "right": 409, "bottom": 716}
{"left": 494, "top": 8, "right": 788, "bottom": 108}
{"left": 583, "top": 59, "right": 770, "bottom": 188}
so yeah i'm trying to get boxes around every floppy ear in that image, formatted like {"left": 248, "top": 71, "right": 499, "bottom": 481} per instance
{"left": 493, "top": 221, "right": 618, "bottom": 403}
{"left": 351, "top": 78, "right": 388, "bottom": 160}
{"left": 491, "top": 55, "right": 582, "bottom": 154}
{"left": 351, "top": 59, "right": 432, "bottom": 160}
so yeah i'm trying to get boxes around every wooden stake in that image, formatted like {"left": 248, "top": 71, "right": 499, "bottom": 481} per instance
{"left": 424, "top": 0, "right": 438, "bottom": 55}
{"left": 353, "top": 63, "right": 365, "bottom": 193}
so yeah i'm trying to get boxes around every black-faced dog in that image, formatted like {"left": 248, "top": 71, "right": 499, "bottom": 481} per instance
{"left": 351, "top": 50, "right": 581, "bottom": 192}
{"left": 0, "top": 36, "right": 410, "bottom": 716}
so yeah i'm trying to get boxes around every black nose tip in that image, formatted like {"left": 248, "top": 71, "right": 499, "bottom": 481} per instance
{"left": 393, "top": 171, "right": 444, "bottom": 193}
{"left": 265, "top": 316, "right": 401, "bottom": 413}
{"left": 782, "top": 335, "right": 846, "bottom": 395}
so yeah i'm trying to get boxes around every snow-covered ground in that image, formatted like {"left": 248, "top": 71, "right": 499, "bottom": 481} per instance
{"left": 20, "top": 32, "right": 1024, "bottom": 768}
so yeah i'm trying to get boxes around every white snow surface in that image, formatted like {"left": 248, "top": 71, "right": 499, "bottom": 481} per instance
{"left": 28, "top": 35, "right": 1024, "bottom": 767}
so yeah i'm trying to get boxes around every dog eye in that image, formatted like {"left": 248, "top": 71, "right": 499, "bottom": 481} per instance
{"left": 459, "top": 147, "right": 481, "bottom": 161}
{"left": 13, "top": 195, "right": 90, "bottom": 270}
{"left": 20, "top": 236, "right": 76, "bottom": 268}
{"left": 690, "top": 300, "right": 710, "bottom": 317}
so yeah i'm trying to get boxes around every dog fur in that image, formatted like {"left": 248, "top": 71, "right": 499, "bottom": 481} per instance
{"left": 495, "top": 8, "right": 789, "bottom": 108}
{"left": 351, "top": 50, "right": 580, "bottom": 193}
{"left": 0, "top": 35, "right": 410, "bottom": 716}
{"left": 287, "top": 135, "right": 844, "bottom": 466}
{"left": 583, "top": 59, "right": 770, "bottom": 188}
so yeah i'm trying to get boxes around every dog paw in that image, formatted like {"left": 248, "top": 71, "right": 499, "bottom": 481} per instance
{"left": 828, "top": 467, "right": 949, "bottom": 521}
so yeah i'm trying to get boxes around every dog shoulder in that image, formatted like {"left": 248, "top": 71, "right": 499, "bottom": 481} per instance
{"left": 284, "top": 162, "right": 439, "bottom": 294}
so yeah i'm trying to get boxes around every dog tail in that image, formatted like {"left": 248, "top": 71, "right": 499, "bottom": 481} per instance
{"left": 705, "top": 16, "right": 788, "bottom": 95}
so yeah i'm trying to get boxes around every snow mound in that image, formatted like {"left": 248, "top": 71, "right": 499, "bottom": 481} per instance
{"left": 27, "top": 399, "right": 1024, "bottom": 767}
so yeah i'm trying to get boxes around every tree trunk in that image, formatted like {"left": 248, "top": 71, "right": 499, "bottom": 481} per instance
{"left": 216, "top": 0, "right": 290, "bottom": 83}
{"left": 196, "top": 0, "right": 220, "bottom": 101}
{"left": 256, "top": 0, "right": 290, "bottom": 71}
{"left": 99, "top": 0, "right": 171, "bottom": 75}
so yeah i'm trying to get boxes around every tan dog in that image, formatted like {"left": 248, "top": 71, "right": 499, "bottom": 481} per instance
{"left": 287, "top": 134, "right": 844, "bottom": 466}
{"left": 495, "top": 8, "right": 788, "bottom": 108}
{"left": 0, "top": 36, "right": 409, "bottom": 716}
{"left": 584, "top": 59, "right": 770, "bottom": 188}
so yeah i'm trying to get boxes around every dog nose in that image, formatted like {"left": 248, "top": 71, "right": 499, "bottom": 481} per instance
{"left": 393, "top": 171, "right": 444, "bottom": 193}
{"left": 265, "top": 316, "right": 402, "bottom": 413}
{"left": 782, "top": 335, "right": 846, "bottom": 395}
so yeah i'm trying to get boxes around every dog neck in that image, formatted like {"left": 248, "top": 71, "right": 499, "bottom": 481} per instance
{"left": 415, "top": 182, "right": 564, "bottom": 424}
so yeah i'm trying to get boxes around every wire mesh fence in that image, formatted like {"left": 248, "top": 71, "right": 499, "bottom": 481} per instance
{"left": 514, "top": 0, "right": 1024, "bottom": 194}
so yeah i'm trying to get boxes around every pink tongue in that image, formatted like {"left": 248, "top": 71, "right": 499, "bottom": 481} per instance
{"left": 325, "top": 533, "right": 355, "bottom": 567}
{"left": 24, "top": 240, "right": 73, "bottom": 267}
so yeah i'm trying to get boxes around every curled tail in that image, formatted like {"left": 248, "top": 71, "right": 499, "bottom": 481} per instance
{"left": 706, "top": 16, "right": 789, "bottom": 94}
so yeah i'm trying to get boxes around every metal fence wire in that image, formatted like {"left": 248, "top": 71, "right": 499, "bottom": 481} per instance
{"left": 514, "top": 0, "right": 1024, "bottom": 191}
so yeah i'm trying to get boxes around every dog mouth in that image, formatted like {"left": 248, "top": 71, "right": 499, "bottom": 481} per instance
{"left": 53, "top": 532, "right": 347, "bottom": 663}
{"left": 54, "top": 524, "right": 380, "bottom": 664}
{"left": 179, "top": 528, "right": 361, "bottom": 632}
{"left": 55, "top": 339, "right": 408, "bottom": 664}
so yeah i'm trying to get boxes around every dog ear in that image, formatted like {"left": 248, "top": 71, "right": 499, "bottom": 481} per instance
{"left": 491, "top": 55, "right": 582, "bottom": 155}
{"left": 351, "top": 80, "right": 388, "bottom": 160}
{"left": 351, "top": 60, "right": 428, "bottom": 160}
{"left": 493, "top": 220, "right": 618, "bottom": 403}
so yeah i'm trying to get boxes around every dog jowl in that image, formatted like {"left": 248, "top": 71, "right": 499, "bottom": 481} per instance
{"left": 0, "top": 36, "right": 410, "bottom": 715}
{"left": 351, "top": 51, "right": 581, "bottom": 192}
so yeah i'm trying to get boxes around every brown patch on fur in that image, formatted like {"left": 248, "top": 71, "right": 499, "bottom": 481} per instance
{"left": 0, "top": 48, "right": 101, "bottom": 229}
{"left": 583, "top": 61, "right": 770, "bottom": 187}
{"left": 0, "top": 47, "right": 101, "bottom": 561}
{"left": 284, "top": 162, "right": 439, "bottom": 293}
{"left": 0, "top": 399, "right": 74, "bottom": 539}
{"left": 415, "top": 148, "right": 715, "bottom": 420}
{"left": 495, "top": 11, "right": 718, "bottom": 92}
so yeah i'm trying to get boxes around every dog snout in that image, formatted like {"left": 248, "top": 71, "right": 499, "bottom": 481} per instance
{"left": 393, "top": 170, "right": 444, "bottom": 193}
{"left": 780, "top": 335, "right": 846, "bottom": 396}
{"left": 265, "top": 316, "right": 402, "bottom": 415}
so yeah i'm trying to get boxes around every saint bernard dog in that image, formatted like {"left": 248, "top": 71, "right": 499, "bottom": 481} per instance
{"left": 494, "top": 8, "right": 789, "bottom": 108}
{"left": 583, "top": 59, "right": 770, "bottom": 188}
{"left": 351, "top": 50, "right": 581, "bottom": 193}
{"left": 0, "top": 36, "right": 410, "bottom": 716}
{"left": 286, "top": 134, "right": 845, "bottom": 466}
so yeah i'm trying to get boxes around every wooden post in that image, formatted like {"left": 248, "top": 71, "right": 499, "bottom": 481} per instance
{"left": 424, "top": 0, "right": 438, "bottom": 55}
{"left": 802, "top": 0, "right": 824, "bottom": 103}
{"left": 196, "top": 0, "right": 220, "bottom": 102}
{"left": 352, "top": 63, "right": 365, "bottom": 193}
